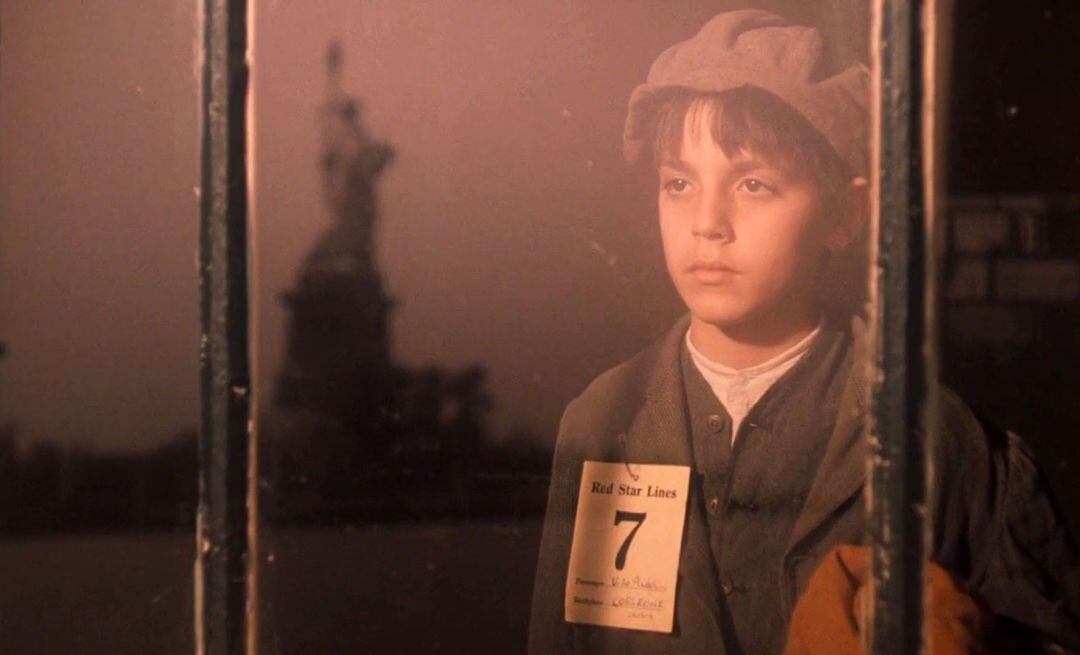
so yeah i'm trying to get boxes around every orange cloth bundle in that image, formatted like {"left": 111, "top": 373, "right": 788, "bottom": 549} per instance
{"left": 783, "top": 545, "right": 990, "bottom": 655}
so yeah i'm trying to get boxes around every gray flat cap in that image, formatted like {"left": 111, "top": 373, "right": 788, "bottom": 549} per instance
{"left": 623, "top": 9, "right": 869, "bottom": 176}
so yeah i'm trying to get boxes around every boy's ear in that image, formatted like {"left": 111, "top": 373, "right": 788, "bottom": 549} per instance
{"left": 826, "top": 177, "right": 869, "bottom": 252}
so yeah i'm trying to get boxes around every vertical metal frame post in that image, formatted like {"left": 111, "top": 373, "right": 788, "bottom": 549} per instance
{"left": 869, "top": 0, "right": 929, "bottom": 653}
{"left": 197, "top": 0, "right": 251, "bottom": 653}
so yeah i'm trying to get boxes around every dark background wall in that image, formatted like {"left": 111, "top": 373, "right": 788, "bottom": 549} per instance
{"left": 948, "top": 0, "right": 1080, "bottom": 194}
{"left": 942, "top": 0, "right": 1080, "bottom": 533}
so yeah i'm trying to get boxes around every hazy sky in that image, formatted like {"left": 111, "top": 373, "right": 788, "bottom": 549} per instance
{"left": 1, "top": 2, "right": 201, "bottom": 452}
{"left": 252, "top": 2, "right": 724, "bottom": 447}
{"left": 1, "top": 1, "right": 859, "bottom": 452}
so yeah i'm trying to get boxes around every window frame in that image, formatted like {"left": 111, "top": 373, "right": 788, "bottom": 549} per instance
{"left": 193, "top": 1, "right": 944, "bottom": 653}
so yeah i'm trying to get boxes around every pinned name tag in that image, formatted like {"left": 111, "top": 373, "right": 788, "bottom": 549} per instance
{"left": 564, "top": 460, "right": 691, "bottom": 633}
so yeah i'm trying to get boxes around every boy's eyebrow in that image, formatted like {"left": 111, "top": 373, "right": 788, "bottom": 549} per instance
{"left": 660, "top": 155, "right": 791, "bottom": 177}
{"left": 726, "top": 156, "right": 786, "bottom": 175}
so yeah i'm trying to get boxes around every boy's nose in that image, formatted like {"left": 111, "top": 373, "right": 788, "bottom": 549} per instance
{"left": 691, "top": 193, "right": 734, "bottom": 241}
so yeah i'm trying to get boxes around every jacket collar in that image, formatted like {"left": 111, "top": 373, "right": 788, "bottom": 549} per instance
{"left": 786, "top": 315, "right": 869, "bottom": 553}
{"left": 619, "top": 315, "right": 695, "bottom": 467}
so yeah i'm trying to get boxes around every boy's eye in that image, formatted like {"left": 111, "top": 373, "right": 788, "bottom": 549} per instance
{"left": 662, "top": 178, "right": 692, "bottom": 194}
{"left": 737, "top": 177, "right": 774, "bottom": 195}
{"left": 734, "top": 177, "right": 777, "bottom": 194}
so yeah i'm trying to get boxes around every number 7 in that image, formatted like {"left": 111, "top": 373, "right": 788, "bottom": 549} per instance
{"left": 613, "top": 510, "right": 647, "bottom": 570}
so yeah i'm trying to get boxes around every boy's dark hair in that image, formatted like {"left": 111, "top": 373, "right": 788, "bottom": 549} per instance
{"left": 647, "top": 86, "right": 852, "bottom": 200}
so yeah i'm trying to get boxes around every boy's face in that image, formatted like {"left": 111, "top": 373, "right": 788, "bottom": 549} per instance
{"left": 657, "top": 105, "right": 843, "bottom": 332}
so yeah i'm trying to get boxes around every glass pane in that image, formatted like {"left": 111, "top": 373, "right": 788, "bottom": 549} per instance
{"left": 252, "top": 3, "right": 880, "bottom": 653}
{"left": 917, "top": 1, "right": 1080, "bottom": 652}
{"left": 0, "top": 3, "right": 199, "bottom": 653}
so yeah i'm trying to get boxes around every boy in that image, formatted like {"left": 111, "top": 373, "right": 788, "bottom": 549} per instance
{"left": 529, "top": 10, "right": 1079, "bottom": 654}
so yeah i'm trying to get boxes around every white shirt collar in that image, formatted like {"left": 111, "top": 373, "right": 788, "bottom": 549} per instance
{"left": 686, "top": 318, "right": 824, "bottom": 442}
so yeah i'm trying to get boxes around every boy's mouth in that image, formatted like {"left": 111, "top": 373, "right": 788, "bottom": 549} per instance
{"left": 688, "top": 260, "right": 741, "bottom": 284}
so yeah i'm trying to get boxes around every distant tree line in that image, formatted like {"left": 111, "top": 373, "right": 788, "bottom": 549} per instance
{"left": 0, "top": 424, "right": 196, "bottom": 534}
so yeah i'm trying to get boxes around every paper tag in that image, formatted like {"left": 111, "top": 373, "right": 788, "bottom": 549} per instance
{"left": 564, "top": 460, "right": 691, "bottom": 633}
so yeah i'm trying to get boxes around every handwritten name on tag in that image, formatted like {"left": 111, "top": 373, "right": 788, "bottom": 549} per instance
{"left": 565, "top": 461, "right": 691, "bottom": 633}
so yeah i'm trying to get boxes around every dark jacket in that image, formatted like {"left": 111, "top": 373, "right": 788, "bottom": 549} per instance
{"left": 528, "top": 315, "right": 1080, "bottom": 654}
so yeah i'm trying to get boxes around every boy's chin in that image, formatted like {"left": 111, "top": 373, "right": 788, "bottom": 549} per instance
{"left": 684, "top": 301, "right": 756, "bottom": 332}
{"left": 685, "top": 294, "right": 821, "bottom": 339}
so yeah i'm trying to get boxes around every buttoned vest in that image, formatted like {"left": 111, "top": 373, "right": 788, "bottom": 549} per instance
{"left": 680, "top": 326, "right": 852, "bottom": 654}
